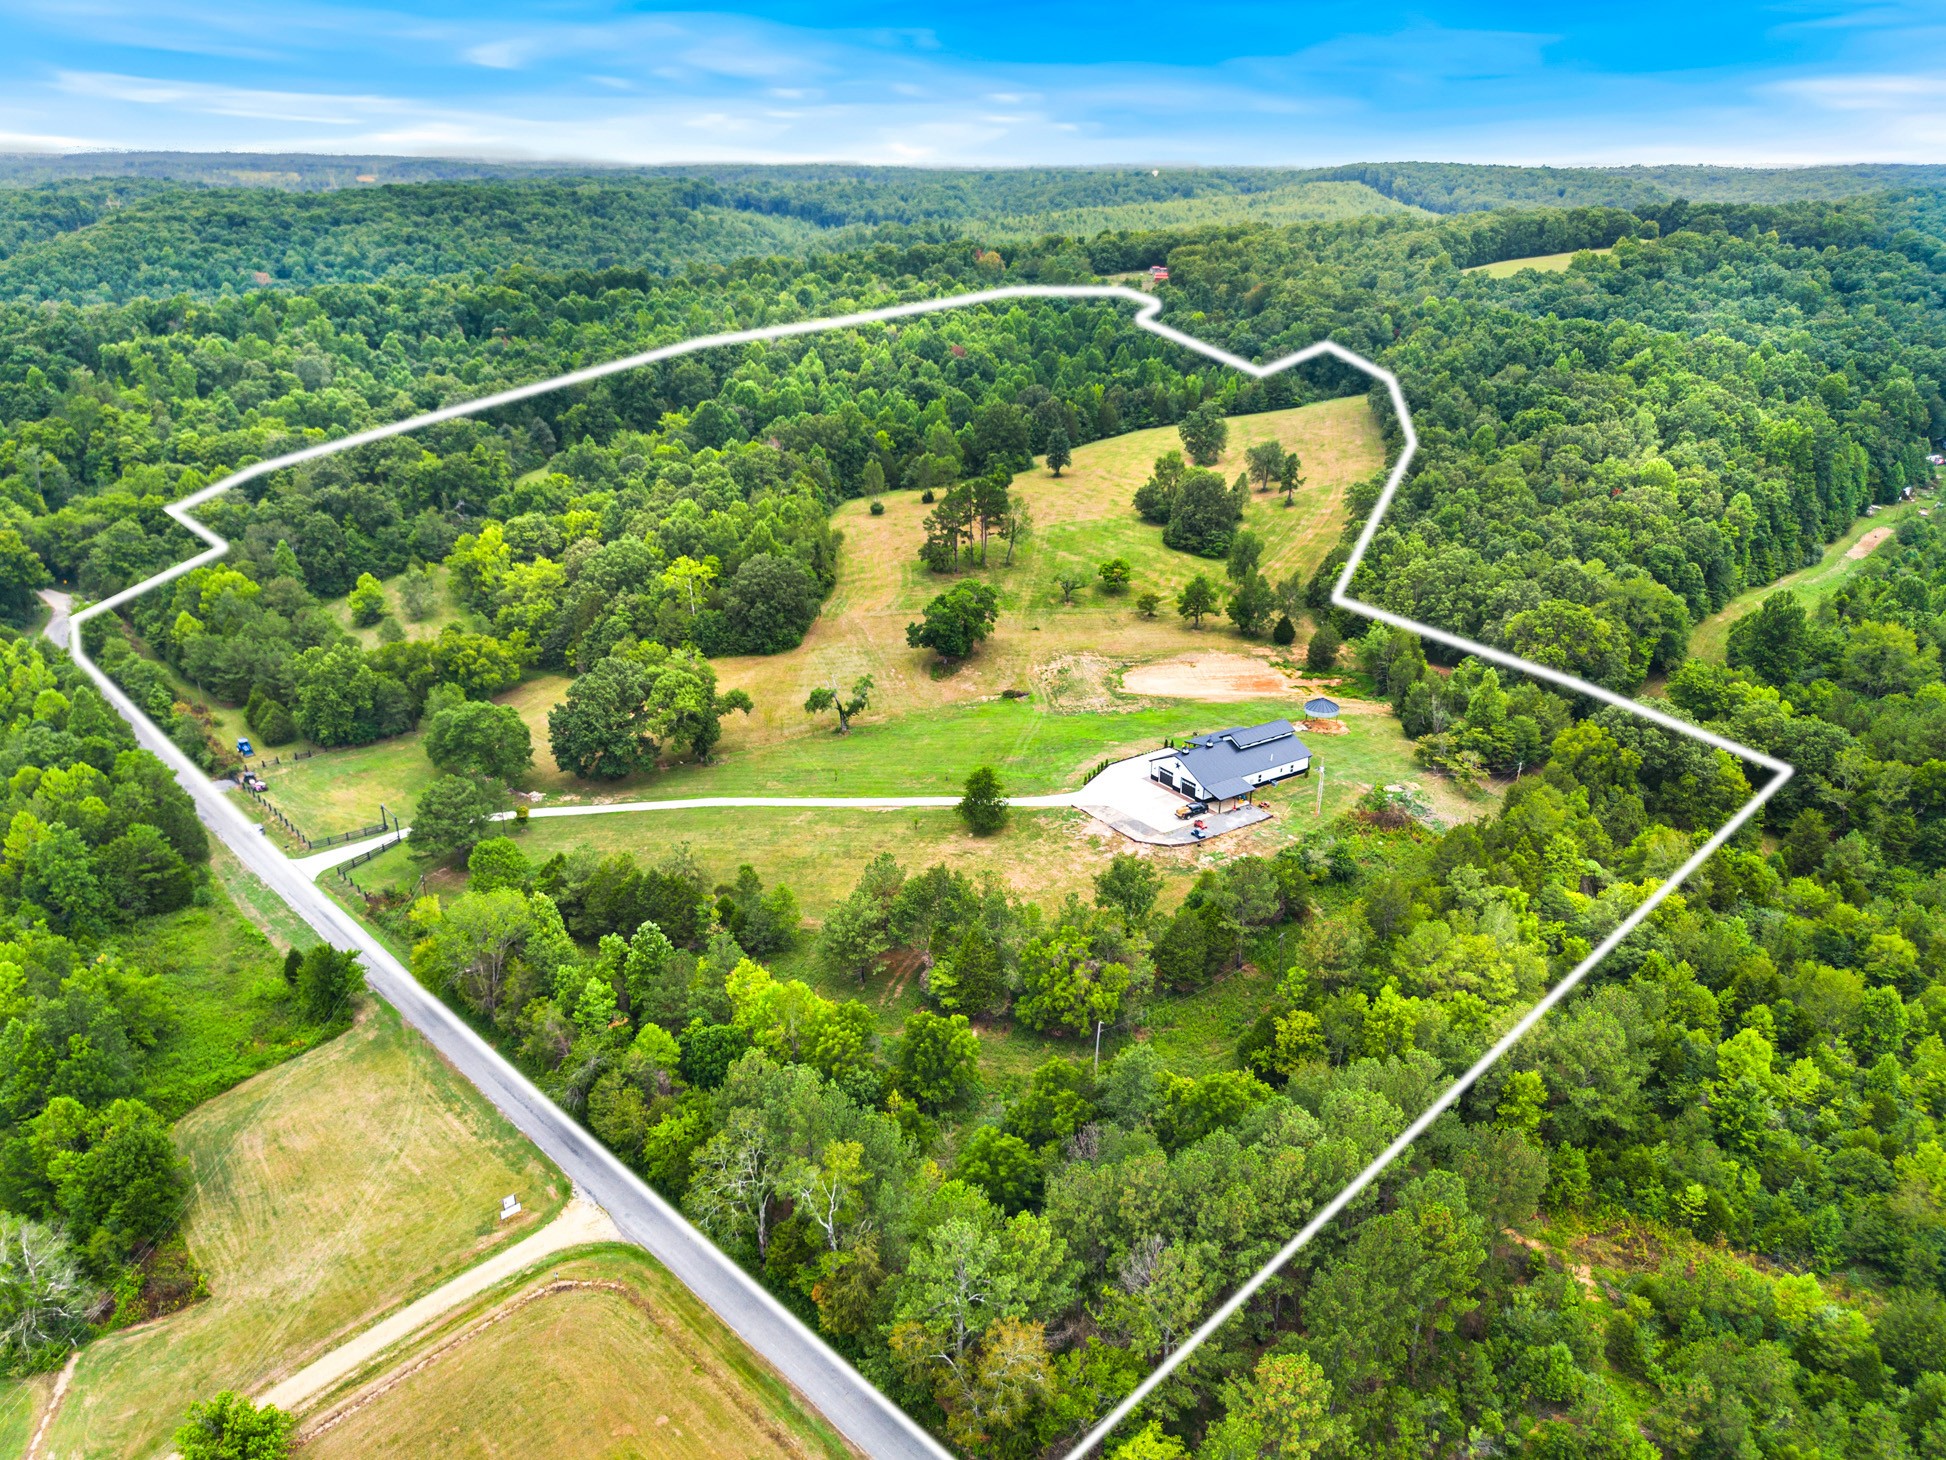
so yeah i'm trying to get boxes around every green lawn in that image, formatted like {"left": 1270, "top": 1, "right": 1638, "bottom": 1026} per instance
{"left": 268, "top": 681, "right": 1478, "bottom": 839}
{"left": 116, "top": 876, "right": 333, "bottom": 1120}
{"left": 0, "top": 1377, "right": 44, "bottom": 1459}
{"left": 1689, "top": 501, "right": 1915, "bottom": 662}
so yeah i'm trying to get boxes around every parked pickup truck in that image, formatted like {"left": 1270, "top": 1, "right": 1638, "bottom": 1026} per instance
{"left": 1174, "top": 801, "right": 1209, "bottom": 820}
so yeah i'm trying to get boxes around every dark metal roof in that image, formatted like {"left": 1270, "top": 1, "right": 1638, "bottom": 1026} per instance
{"left": 1176, "top": 720, "right": 1310, "bottom": 800}
{"left": 1304, "top": 696, "right": 1340, "bottom": 718}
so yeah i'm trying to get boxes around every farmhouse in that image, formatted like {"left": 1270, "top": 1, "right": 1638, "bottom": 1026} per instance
{"left": 1152, "top": 719, "right": 1310, "bottom": 810}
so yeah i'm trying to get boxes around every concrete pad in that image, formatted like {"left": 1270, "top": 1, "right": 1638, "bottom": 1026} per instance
{"left": 1072, "top": 749, "right": 1279, "bottom": 845}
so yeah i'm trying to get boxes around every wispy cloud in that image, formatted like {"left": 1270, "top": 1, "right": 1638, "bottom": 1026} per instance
{"left": 0, "top": 1, "right": 1942, "bottom": 164}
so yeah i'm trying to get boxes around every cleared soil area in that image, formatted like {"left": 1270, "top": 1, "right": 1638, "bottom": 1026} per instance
{"left": 1846, "top": 525, "right": 1893, "bottom": 559}
{"left": 1123, "top": 651, "right": 1292, "bottom": 699}
{"left": 301, "top": 1248, "right": 855, "bottom": 1460}
{"left": 1120, "top": 651, "right": 1391, "bottom": 711}
{"left": 45, "top": 1006, "right": 564, "bottom": 1460}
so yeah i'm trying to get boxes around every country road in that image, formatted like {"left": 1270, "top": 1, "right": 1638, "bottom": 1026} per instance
{"left": 45, "top": 592, "right": 949, "bottom": 1460}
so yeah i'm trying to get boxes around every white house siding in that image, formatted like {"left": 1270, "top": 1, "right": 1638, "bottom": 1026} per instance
{"left": 1153, "top": 753, "right": 1310, "bottom": 801}
{"left": 1251, "top": 757, "right": 1310, "bottom": 785}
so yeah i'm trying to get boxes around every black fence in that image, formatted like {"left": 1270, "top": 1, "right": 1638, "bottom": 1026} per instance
{"left": 312, "top": 818, "right": 391, "bottom": 850}
{"left": 335, "top": 833, "right": 403, "bottom": 883}
{"left": 238, "top": 781, "right": 313, "bottom": 850}
{"left": 233, "top": 779, "right": 395, "bottom": 853}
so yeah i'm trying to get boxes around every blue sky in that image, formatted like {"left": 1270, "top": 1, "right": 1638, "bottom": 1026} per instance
{"left": 0, "top": 1, "right": 1941, "bottom": 165}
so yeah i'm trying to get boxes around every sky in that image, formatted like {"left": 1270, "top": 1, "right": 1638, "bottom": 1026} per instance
{"left": 0, "top": 1, "right": 1942, "bottom": 167}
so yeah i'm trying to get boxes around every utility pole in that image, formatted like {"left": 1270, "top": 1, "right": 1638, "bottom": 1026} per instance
{"left": 1315, "top": 763, "right": 1325, "bottom": 816}
{"left": 1094, "top": 1019, "right": 1104, "bottom": 1075}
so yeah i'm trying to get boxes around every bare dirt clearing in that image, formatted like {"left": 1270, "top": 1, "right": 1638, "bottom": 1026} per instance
{"left": 1122, "top": 651, "right": 1292, "bottom": 700}
{"left": 1846, "top": 525, "right": 1893, "bottom": 559}
{"left": 1120, "top": 652, "right": 1390, "bottom": 715}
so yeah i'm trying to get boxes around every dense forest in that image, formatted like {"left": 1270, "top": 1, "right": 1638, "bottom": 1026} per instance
{"left": 6, "top": 157, "right": 1946, "bottom": 304}
{"left": 2, "top": 171, "right": 1946, "bottom": 1458}
{"left": 3, "top": 189, "right": 1939, "bottom": 775}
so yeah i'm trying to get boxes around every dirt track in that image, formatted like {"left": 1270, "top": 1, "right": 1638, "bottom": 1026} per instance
{"left": 1846, "top": 526, "right": 1893, "bottom": 560}
{"left": 1120, "top": 652, "right": 1388, "bottom": 714}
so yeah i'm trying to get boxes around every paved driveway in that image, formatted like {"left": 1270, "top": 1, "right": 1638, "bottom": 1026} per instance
{"left": 1073, "top": 750, "right": 1272, "bottom": 846}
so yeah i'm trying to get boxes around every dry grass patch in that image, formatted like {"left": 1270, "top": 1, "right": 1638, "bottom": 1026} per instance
{"left": 1464, "top": 248, "right": 1613, "bottom": 277}
{"left": 300, "top": 1248, "right": 855, "bottom": 1460}
{"left": 45, "top": 1005, "right": 563, "bottom": 1460}
{"left": 710, "top": 395, "right": 1384, "bottom": 748}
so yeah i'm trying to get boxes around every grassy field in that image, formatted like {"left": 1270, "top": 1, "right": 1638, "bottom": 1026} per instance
{"left": 44, "top": 1004, "right": 564, "bottom": 1460}
{"left": 1464, "top": 247, "right": 1613, "bottom": 277}
{"left": 301, "top": 1247, "right": 855, "bottom": 1460}
{"left": 711, "top": 395, "right": 1383, "bottom": 741}
{"left": 1689, "top": 502, "right": 1915, "bottom": 662}
{"left": 334, "top": 697, "right": 1483, "bottom": 901}
{"left": 115, "top": 883, "right": 333, "bottom": 1120}
{"left": 322, "top": 562, "right": 474, "bottom": 650}
{"left": 262, "top": 397, "right": 1388, "bottom": 834}
{"left": 206, "top": 837, "right": 325, "bottom": 953}
{"left": 0, "top": 1376, "right": 46, "bottom": 1459}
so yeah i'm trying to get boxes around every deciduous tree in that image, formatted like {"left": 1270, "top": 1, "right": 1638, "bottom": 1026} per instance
{"left": 959, "top": 766, "right": 1008, "bottom": 835}
{"left": 1176, "top": 575, "right": 1219, "bottom": 629}
{"left": 805, "top": 675, "right": 874, "bottom": 734}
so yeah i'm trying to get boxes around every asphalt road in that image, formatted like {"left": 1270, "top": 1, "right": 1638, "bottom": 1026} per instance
{"left": 48, "top": 593, "right": 948, "bottom": 1460}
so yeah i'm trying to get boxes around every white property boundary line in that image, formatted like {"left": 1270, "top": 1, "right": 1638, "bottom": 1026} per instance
{"left": 61, "top": 283, "right": 1791, "bottom": 1458}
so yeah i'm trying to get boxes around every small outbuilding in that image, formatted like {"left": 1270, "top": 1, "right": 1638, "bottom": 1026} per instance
{"left": 1303, "top": 696, "right": 1340, "bottom": 719}
{"left": 1152, "top": 718, "right": 1310, "bottom": 810}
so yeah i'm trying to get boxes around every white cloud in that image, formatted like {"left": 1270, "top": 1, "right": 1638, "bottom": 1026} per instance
{"left": 463, "top": 39, "right": 534, "bottom": 71}
{"left": 5, "top": 5, "right": 1944, "bottom": 167}
{"left": 1773, "top": 71, "right": 1945, "bottom": 108}
{"left": 54, "top": 71, "right": 395, "bottom": 125}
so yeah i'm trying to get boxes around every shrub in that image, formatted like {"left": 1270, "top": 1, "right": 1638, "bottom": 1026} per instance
{"left": 244, "top": 690, "right": 299, "bottom": 746}
{"left": 958, "top": 766, "right": 1008, "bottom": 835}
{"left": 870, "top": 499, "right": 886, "bottom": 516}
{"left": 1306, "top": 622, "right": 1342, "bottom": 673}
{"left": 174, "top": 1392, "right": 294, "bottom": 1460}
{"left": 347, "top": 571, "right": 387, "bottom": 627}
{"left": 295, "top": 945, "right": 366, "bottom": 1023}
